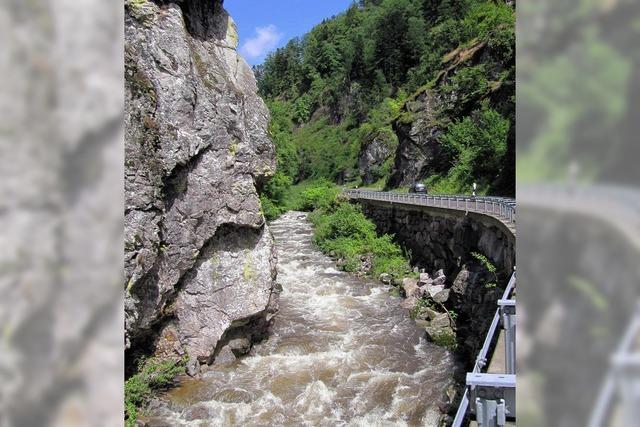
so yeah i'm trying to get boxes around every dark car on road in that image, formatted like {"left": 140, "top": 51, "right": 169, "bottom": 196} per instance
{"left": 409, "top": 183, "right": 427, "bottom": 194}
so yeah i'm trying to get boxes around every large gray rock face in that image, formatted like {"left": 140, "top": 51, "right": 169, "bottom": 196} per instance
{"left": 357, "top": 133, "right": 395, "bottom": 185}
{"left": 124, "top": 0, "right": 277, "bottom": 365}
{"left": 386, "top": 90, "right": 448, "bottom": 189}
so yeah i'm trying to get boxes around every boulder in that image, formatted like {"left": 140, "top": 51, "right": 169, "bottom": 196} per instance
{"left": 432, "top": 275, "right": 447, "bottom": 288}
{"left": 428, "top": 284, "right": 445, "bottom": 298}
{"left": 451, "top": 263, "right": 491, "bottom": 296}
{"left": 402, "top": 278, "right": 420, "bottom": 298}
{"left": 425, "top": 313, "right": 455, "bottom": 342}
{"left": 401, "top": 297, "right": 419, "bottom": 311}
{"left": 186, "top": 357, "right": 200, "bottom": 377}
{"left": 379, "top": 273, "right": 393, "bottom": 284}
{"left": 423, "top": 307, "right": 440, "bottom": 321}
{"left": 227, "top": 338, "right": 252, "bottom": 357}
{"left": 432, "top": 289, "right": 450, "bottom": 304}
{"left": 184, "top": 404, "right": 218, "bottom": 421}
{"left": 414, "top": 319, "right": 430, "bottom": 328}
{"left": 213, "top": 346, "right": 236, "bottom": 366}
{"left": 141, "top": 418, "right": 172, "bottom": 427}
{"left": 418, "top": 272, "right": 431, "bottom": 286}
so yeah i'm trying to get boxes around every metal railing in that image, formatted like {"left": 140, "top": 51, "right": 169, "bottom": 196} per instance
{"left": 344, "top": 190, "right": 516, "bottom": 226}
{"left": 345, "top": 188, "right": 517, "bottom": 425}
{"left": 588, "top": 302, "right": 640, "bottom": 427}
{"left": 452, "top": 272, "right": 517, "bottom": 427}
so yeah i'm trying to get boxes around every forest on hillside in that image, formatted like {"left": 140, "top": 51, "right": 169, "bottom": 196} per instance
{"left": 255, "top": 0, "right": 515, "bottom": 219}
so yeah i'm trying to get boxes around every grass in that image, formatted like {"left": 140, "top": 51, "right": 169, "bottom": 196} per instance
{"left": 432, "top": 331, "right": 458, "bottom": 351}
{"left": 285, "top": 179, "right": 341, "bottom": 212}
{"left": 305, "top": 186, "right": 412, "bottom": 280}
{"left": 125, "top": 357, "right": 186, "bottom": 427}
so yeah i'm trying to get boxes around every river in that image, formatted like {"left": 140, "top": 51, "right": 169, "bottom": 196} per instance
{"left": 149, "top": 211, "right": 456, "bottom": 426}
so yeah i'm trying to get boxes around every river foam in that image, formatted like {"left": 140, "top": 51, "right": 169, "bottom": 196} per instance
{"left": 151, "top": 211, "right": 456, "bottom": 426}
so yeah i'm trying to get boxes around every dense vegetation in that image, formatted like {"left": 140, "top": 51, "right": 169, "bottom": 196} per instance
{"left": 275, "top": 180, "right": 413, "bottom": 279}
{"left": 257, "top": 0, "right": 515, "bottom": 214}
{"left": 310, "top": 201, "right": 412, "bottom": 279}
{"left": 125, "top": 358, "right": 186, "bottom": 426}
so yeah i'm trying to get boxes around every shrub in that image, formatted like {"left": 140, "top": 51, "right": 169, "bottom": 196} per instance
{"left": 471, "top": 251, "right": 499, "bottom": 287}
{"left": 432, "top": 331, "right": 458, "bottom": 351}
{"left": 260, "top": 195, "right": 284, "bottom": 221}
{"left": 312, "top": 201, "right": 411, "bottom": 279}
{"left": 441, "top": 64, "right": 490, "bottom": 114}
{"left": 300, "top": 185, "right": 340, "bottom": 211}
{"left": 434, "top": 103, "right": 509, "bottom": 193}
{"left": 124, "top": 358, "right": 186, "bottom": 427}
{"left": 286, "top": 179, "right": 341, "bottom": 212}
{"left": 314, "top": 203, "right": 376, "bottom": 241}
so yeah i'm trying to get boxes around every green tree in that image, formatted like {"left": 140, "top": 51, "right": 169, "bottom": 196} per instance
{"left": 441, "top": 103, "right": 510, "bottom": 192}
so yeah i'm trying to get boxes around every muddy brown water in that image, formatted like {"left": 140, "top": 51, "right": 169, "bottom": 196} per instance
{"left": 149, "top": 212, "right": 457, "bottom": 426}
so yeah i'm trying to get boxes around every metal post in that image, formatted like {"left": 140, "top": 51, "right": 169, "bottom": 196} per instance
{"left": 467, "top": 374, "right": 515, "bottom": 427}
{"left": 476, "top": 398, "right": 507, "bottom": 427}
{"left": 615, "top": 353, "right": 640, "bottom": 426}
{"left": 499, "top": 299, "right": 516, "bottom": 375}
{"left": 589, "top": 304, "right": 640, "bottom": 427}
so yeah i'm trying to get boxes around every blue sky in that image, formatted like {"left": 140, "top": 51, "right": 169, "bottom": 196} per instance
{"left": 225, "top": 0, "right": 354, "bottom": 65}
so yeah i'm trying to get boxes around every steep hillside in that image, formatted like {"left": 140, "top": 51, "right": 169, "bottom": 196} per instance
{"left": 124, "top": 0, "right": 278, "bottom": 378}
{"left": 257, "top": 0, "right": 514, "bottom": 211}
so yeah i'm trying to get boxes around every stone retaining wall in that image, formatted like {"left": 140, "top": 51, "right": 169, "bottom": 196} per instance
{"left": 357, "top": 199, "right": 515, "bottom": 278}
{"left": 354, "top": 198, "right": 516, "bottom": 372}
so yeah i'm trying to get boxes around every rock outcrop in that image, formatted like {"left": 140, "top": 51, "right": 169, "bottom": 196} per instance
{"left": 386, "top": 90, "right": 447, "bottom": 189}
{"left": 403, "top": 263, "right": 498, "bottom": 360}
{"left": 358, "top": 132, "right": 395, "bottom": 185}
{"left": 385, "top": 37, "right": 515, "bottom": 195}
{"left": 124, "top": 0, "right": 277, "bottom": 369}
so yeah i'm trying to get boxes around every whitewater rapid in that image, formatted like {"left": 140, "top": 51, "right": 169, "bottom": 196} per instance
{"left": 149, "top": 211, "right": 456, "bottom": 426}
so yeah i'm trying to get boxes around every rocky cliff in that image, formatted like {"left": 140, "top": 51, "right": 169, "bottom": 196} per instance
{"left": 386, "top": 90, "right": 447, "bottom": 189}
{"left": 124, "top": 0, "right": 277, "bottom": 371}
{"left": 386, "top": 36, "right": 515, "bottom": 195}
{"left": 357, "top": 131, "right": 396, "bottom": 186}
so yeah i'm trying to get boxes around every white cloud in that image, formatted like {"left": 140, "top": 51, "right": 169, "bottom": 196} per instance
{"left": 240, "top": 25, "right": 283, "bottom": 60}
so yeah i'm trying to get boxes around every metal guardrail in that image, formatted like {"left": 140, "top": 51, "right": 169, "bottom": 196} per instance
{"left": 452, "top": 272, "right": 516, "bottom": 427}
{"left": 345, "top": 188, "right": 517, "bottom": 425}
{"left": 344, "top": 190, "right": 516, "bottom": 226}
{"left": 588, "top": 302, "right": 640, "bottom": 427}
